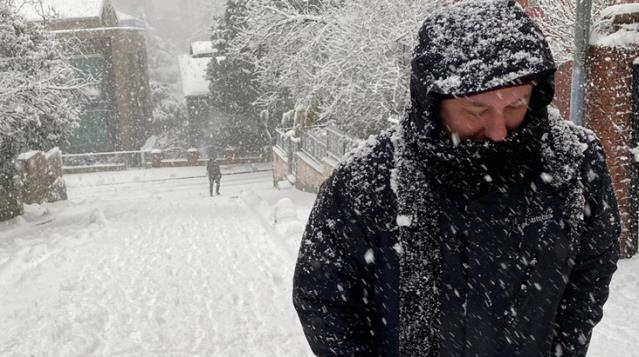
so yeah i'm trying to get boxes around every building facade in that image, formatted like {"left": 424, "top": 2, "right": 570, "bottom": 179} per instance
{"left": 178, "top": 41, "right": 223, "bottom": 149}
{"left": 20, "top": 0, "right": 153, "bottom": 153}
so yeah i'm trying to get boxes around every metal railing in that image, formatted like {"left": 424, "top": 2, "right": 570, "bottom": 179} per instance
{"left": 274, "top": 125, "right": 357, "bottom": 164}
{"left": 326, "top": 125, "right": 356, "bottom": 160}
{"left": 275, "top": 128, "right": 292, "bottom": 155}
{"left": 61, "top": 150, "right": 148, "bottom": 169}
{"left": 300, "top": 129, "right": 327, "bottom": 161}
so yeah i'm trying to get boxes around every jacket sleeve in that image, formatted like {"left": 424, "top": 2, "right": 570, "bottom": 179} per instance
{"left": 551, "top": 144, "right": 621, "bottom": 357}
{"left": 293, "top": 171, "right": 373, "bottom": 356}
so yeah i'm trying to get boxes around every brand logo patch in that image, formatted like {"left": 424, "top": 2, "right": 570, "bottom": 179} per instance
{"left": 522, "top": 210, "right": 554, "bottom": 229}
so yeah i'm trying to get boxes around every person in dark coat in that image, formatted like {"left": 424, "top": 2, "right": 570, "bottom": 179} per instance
{"left": 292, "top": 1, "right": 621, "bottom": 356}
{"left": 207, "top": 158, "right": 221, "bottom": 196}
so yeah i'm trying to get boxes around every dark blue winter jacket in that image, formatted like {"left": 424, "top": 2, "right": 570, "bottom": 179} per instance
{"left": 293, "top": 128, "right": 619, "bottom": 356}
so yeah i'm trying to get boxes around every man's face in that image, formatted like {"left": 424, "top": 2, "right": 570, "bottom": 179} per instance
{"left": 439, "top": 84, "right": 534, "bottom": 142}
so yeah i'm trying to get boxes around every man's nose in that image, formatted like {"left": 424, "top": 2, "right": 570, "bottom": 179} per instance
{"left": 482, "top": 114, "right": 508, "bottom": 142}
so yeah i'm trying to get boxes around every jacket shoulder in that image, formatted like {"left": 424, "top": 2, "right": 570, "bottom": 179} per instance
{"left": 549, "top": 111, "right": 613, "bottom": 203}
{"left": 544, "top": 109, "right": 605, "bottom": 181}
{"left": 335, "top": 130, "right": 395, "bottom": 187}
{"left": 327, "top": 130, "right": 397, "bottom": 221}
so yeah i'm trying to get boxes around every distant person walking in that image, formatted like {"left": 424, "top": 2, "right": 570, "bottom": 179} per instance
{"left": 207, "top": 158, "right": 221, "bottom": 196}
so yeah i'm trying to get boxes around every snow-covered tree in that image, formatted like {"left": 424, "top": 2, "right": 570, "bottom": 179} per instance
{"left": 231, "top": 0, "right": 440, "bottom": 138}
{"left": 208, "top": 0, "right": 260, "bottom": 117}
{"left": 207, "top": 0, "right": 283, "bottom": 153}
{"left": 146, "top": 31, "right": 183, "bottom": 95}
{"left": 532, "top": 0, "right": 608, "bottom": 65}
{"left": 0, "top": 0, "right": 89, "bottom": 219}
{"left": 149, "top": 81, "right": 187, "bottom": 136}
{"left": 0, "top": 0, "right": 87, "bottom": 163}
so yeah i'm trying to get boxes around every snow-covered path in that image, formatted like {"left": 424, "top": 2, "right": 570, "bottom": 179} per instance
{"left": 0, "top": 167, "right": 315, "bottom": 356}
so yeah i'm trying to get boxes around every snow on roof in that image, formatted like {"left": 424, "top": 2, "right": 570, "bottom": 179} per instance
{"left": 178, "top": 54, "right": 211, "bottom": 97}
{"left": 45, "top": 147, "right": 61, "bottom": 159}
{"left": 191, "top": 41, "right": 217, "bottom": 57}
{"left": 17, "top": 150, "right": 40, "bottom": 161}
{"left": 591, "top": 4, "right": 639, "bottom": 49}
{"left": 18, "top": 0, "right": 105, "bottom": 21}
{"left": 591, "top": 26, "right": 639, "bottom": 48}
{"left": 116, "top": 11, "right": 135, "bottom": 21}
{"left": 117, "top": 11, "right": 144, "bottom": 28}
{"left": 599, "top": 3, "right": 639, "bottom": 19}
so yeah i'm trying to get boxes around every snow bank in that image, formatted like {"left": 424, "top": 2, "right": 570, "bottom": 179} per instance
{"left": 271, "top": 198, "right": 297, "bottom": 224}
{"left": 88, "top": 208, "right": 107, "bottom": 226}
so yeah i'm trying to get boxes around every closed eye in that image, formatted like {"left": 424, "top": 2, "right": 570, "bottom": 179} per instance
{"left": 466, "top": 109, "right": 488, "bottom": 117}
{"left": 507, "top": 99, "right": 528, "bottom": 109}
{"left": 463, "top": 99, "right": 489, "bottom": 114}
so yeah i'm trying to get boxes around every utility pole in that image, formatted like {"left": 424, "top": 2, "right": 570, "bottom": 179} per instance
{"left": 570, "top": 0, "right": 593, "bottom": 126}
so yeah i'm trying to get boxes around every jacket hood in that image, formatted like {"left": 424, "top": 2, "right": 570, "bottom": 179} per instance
{"left": 409, "top": 0, "right": 556, "bottom": 129}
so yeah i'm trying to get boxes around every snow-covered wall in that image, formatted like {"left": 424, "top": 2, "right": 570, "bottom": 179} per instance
{"left": 586, "top": 3, "right": 639, "bottom": 256}
{"left": 591, "top": 3, "right": 639, "bottom": 49}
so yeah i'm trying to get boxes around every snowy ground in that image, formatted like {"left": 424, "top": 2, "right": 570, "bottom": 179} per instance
{"left": 0, "top": 165, "right": 637, "bottom": 356}
{"left": 0, "top": 166, "right": 315, "bottom": 356}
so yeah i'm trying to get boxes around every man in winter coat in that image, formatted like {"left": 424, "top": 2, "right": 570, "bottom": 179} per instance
{"left": 207, "top": 158, "right": 221, "bottom": 196}
{"left": 292, "top": 1, "right": 621, "bottom": 356}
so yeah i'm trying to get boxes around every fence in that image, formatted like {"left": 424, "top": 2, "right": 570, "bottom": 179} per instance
{"left": 275, "top": 128, "right": 292, "bottom": 155}
{"left": 62, "top": 151, "right": 148, "bottom": 172}
{"left": 326, "top": 126, "right": 356, "bottom": 160}
{"left": 300, "top": 128, "right": 327, "bottom": 161}
{"left": 275, "top": 125, "right": 357, "bottom": 164}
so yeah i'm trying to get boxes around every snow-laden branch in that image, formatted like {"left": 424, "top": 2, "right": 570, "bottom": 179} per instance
{"left": 229, "top": 0, "right": 440, "bottom": 137}
{"left": 532, "top": 0, "right": 608, "bottom": 65}
{"left": 0, "top": 0, "right": 89, "bottom": 158}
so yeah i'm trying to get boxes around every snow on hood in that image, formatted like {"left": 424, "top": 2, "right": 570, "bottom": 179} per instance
{"left": 410, "top": 0, "right": 555, "bottom": 99}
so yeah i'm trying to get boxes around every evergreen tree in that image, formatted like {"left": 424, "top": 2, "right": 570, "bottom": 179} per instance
{"left": 149, "top": 81, "right": 187, "bottom": 136}
{"left": 207, "top": 0, "right": 281, "bottom": 153}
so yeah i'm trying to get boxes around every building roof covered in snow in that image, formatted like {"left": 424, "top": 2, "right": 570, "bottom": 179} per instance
{"left": 599, "top": 3, "right": 639, "bottom": 19}
{"left": 18, "top": 0, "right": 106, "bottom": 21}
{"left": 178, "top": 54, "right": 212, "bottom": 98}
{"left": 116, "top": 11, "right": 145, "bottom": 28}
{"left": 190, "top": 41, "right": 217, "bottom": 58}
